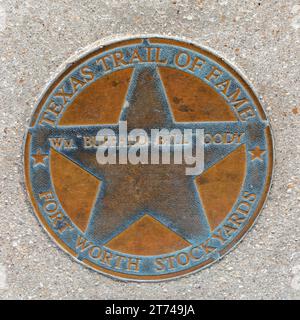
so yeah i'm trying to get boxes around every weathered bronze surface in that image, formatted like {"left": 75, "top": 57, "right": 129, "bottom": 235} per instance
{"left": 24, "top": 36, "right": 274, "bottom": 281}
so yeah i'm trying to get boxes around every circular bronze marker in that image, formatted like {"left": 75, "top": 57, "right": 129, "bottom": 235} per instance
{"left": 24, "top": 36, "right": 273, "bottom": 281}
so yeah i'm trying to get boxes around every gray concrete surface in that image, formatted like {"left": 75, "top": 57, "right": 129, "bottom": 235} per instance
{"left": 0, "top": 0, "right": 299, "bottom": 300}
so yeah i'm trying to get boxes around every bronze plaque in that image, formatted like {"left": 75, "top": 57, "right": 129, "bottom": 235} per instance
{"left": 24, "top": 36, "right": 274, "bottom": 281}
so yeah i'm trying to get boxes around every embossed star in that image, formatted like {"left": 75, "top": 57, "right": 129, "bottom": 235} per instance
{"left": 32, "top": 149, "right": 48, "bottom": 167}
{"left": 250, "top": 146, "right": 265, "bottom": 161}
{"left": 34, "top": 65, "right": 247, "bottom": 244}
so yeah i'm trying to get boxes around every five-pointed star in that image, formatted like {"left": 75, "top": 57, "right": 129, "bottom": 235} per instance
{"left": 249, "top": 146, "right": 265, "bottom": 161}
{"left": 33, "top": 65, "right": 248, "bottom": 245}
{"left": 32, "top": 149, "right": 48, "bottom": 167}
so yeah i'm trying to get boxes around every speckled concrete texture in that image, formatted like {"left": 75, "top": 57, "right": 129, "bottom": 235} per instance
{"left": 0, "top": 0, "right": 299, "bottom": 300}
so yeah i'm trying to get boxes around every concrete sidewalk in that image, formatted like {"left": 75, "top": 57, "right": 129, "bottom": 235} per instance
{"left": 0, "top": 0, "right": 299, "bottom": 299}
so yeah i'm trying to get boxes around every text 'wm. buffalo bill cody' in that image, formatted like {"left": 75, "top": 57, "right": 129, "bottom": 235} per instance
{"left": 24, "top": 37, "right": 274, "bottom": 281}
